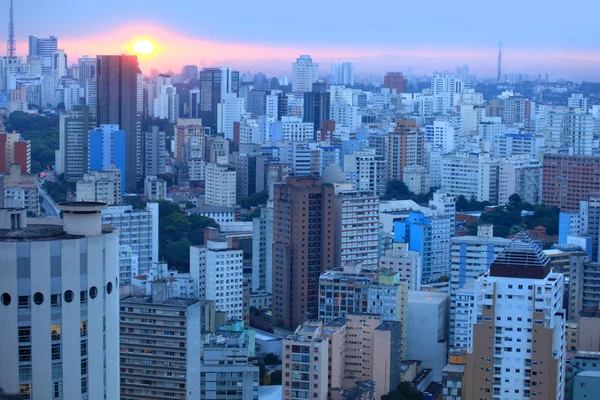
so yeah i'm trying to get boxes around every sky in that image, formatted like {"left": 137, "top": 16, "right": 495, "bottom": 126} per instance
{"left": 2, "top": 0, "right": 600, "bottom": 80}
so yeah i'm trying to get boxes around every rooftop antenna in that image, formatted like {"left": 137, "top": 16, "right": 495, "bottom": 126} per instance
{"left": 7, "top": 0, "right": 16, "bottom": 56}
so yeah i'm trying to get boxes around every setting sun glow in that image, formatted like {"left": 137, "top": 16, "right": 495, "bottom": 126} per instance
{"left": 133, "top": 39, "right": 154, "bottom": 55}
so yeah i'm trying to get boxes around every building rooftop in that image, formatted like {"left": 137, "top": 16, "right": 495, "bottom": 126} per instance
{"left": 254, "top": 329, "right": 283, "bottom": 341}
{"left": 376, "top": 320, "right": 402, "bottom": 331}
{"left": 408, "top": 290, "right": 448, "bottom": 304}
{"left": 187, "top": 206, "right": 235, "bottom": 214}
{"left": 490, "top": 232, "right": 551, "bottom": 279}
{"left": 443, "top": 363, "right": 466, "bottom": 373}
{"left": 120, "top": 295, "right": 199, "bottom": 307}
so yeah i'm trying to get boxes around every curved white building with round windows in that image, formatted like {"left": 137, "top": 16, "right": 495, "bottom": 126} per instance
{"left": 0, "top": 203, "right": 119, "bottom": 399}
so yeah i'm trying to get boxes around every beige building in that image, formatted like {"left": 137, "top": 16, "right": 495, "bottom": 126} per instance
{"left": 76, "top": 168, "right": 122, "bottom": 205}
{"left": 282, "top": 316, "right": 402, "bottom": 400}
{"left": 462, "top": 233, "right": 566, "bottom": 399}
{"left": 3, "top": 163, "right": 39, "bottom": 215}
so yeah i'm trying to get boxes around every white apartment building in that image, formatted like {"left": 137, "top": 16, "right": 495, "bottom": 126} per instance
{"left": 143, "top": 175, "right": 167, "bottom": 201}
{"left": 547, "top": 107, "right": 594, "bottom": 156}
{"left": 461, "top": 233, "right": 566, "bottom": 400}
{"left": 205, "top": 162, "right": 236, "bottom": 208}
{"left": 333, "top": 189, "right": 380, "bottom": 270}
{"left": 281, "top": 116, "right": 314, "bottom": 142}
{"left": 239, "top": 117, "right": 262, "bottom": 145}
{"left": 441, "top": 152, "right": 500, "bottom": 203}
{"left": 76, "top": 168, "right": 122, "bottom": 205}
{"left": 153, "top": 84, "right": 178, "bottom": 123}
{"left": 568, "top": 93, "right": 589, "bottom": 113}
{"left": 217, "top": 93, "right": 245, "bottom": 140}
{"left": 102, "top": 203, "right": 159, "bottom": 276}
{"left": 449, "top": 226, "right": 511, "bottom": 348}
{"left": 403, "top": 165, "right": 430, "bottom": 195}
{"left": 330, "top": 101, "right": 360, "bottom": 130}
{"left": 379, "top": 243, "right": 422, "bottom": 290}
{"left": 292, "top": 55, "right": 319, "bottom": 93}
{"left": 431, "top": 120, "right": 456, "bottom": 153}
{"left": 190, "top": 240, "right": 244, "bottom": 320}
{"left": 0, "top": 206, "right": 120, "bottom": 399}
{"left": 343, "top": 148, "right": 387, "bottom": 196}
{"left": 498, "top": 155, "right": 543, "bottom": 205}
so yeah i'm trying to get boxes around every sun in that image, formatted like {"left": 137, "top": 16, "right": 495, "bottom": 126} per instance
{"left": 133, "top": 39, "right": 155, "bottom": 55}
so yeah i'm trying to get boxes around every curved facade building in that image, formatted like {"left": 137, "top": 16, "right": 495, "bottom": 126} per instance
{"left": 0, "top": 204, "right": 119, "bottom": 400}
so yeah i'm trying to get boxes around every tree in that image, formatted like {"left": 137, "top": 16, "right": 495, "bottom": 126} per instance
{"left": 381, "top": 381, "right": 425, "bottom": 400}
{"left": 263, "top": 353, "right": 281, "bottom": 366}
{"left": 240, "top": 190, "right": 269, "bottom": 209}
{"left": 161, "top": 213, "right": 192, "bottom": 242}
{"left": 269, "top": 370, "right": 282, "bottom": 385}
{"left": 162, "top": 239, "right": 191, "bottom": 272}
{"left": 382, "top": 180, "right": 412, "bottom": 201}
{"left": 189, "top": 215, "right": 219, "bottom": 232}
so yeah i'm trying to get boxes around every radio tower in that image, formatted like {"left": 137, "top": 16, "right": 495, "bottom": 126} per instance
{"left": 497, "top": 42, "right": 502, "bottom": 83}
{"left": 7, "top": 0, "right": 16, "bottom": 56}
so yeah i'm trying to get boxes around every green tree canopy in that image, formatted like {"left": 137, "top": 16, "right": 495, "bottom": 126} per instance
{"left": 382, "top": 382, "right": 425, "bottom": 400}
{"left": 240, "top": 190, "right": 269, "bottom": 209}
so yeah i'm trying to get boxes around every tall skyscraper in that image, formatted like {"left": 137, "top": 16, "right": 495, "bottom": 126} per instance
{"left": 462, "top": 233, "right": 566, "bottom": 399}
{"left": 292, "top": 55, "right": 319, "bottom": 93}
{"left": 96, "top": 55, "right": 139, "bottom": 191}
{"left": 28, "top": 35, "right": 58, "bottom": 75}
{"left": 272, "top": 175, "right": 335, "bottom": 329}
{"left": 497, "top": 41, "right": 502, "bottom": 82}
{"left": 387, "top": 120, "right": 425, "bottom": 182}
{"left": 200, "top": 67, "right": 240, "bottom": 133}
{"left": 0, "top": 205, "right": 120, "bottom": 399}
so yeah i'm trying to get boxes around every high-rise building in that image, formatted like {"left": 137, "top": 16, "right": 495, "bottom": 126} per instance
{"left": 3, "top": 164, "right": 39, "bottom": 215}
{"left": 153, "top": 83, "right": 178, "bottom": 123}
{"left": 281, "top": 116, "right": 314, "bottom": 142}
{"left": 119, "top": 281, "right": 201, "bottom": 400}
{"left": 252, "top": 202, "right": 273, "bottom": 296}
{"left": 58, "top": 106, "right": 96, "bottom": 181}
{"left": 498, "top": 155, "right": 543, "bottom": 205}
{"left": 217, "top": 93, "right": 245, "bottom": 140}
{"left": 331, "top": 62, "right": 354, "bottom": 86}
{"left": 78, "top": 56, "right": 97, "bottom": 107}
{"left": 333, "top": 188, "right": 380, "bottom": 270}
{"left": 0, "top": 205, "right": 120, "bottom": 399}
{"left": 200, "top": 67, "right": 240, "bottom": 133}
{"left": 88, "top": 124, "right": 126, "bottom": 191}
{"left": 449, "top": 226, "right": 511, "bottom": 348}
{"left": 76, "top": 168, "right": 122, "bottom": 205}
{"left": 387, "top": 120, "right": 425, "bottom": 181}
{"left": 547, "top": 107, "right": 594, "bottom": 156}
{"left": 142, "top": 126, "right": 166, "bottom": 177}
{"left": 190, "top": 240, "right": 244, "bottom": 320}
{"left": 235, "top": 152, "right": 266, "bottom": 200}
{"left": 0, "top": 132, "right": 30, "bottom": 173}
{"left": 441, "top": 152, "right": 500, "bottom": 204}
{"left": 180, "top": 64, "right": 198, "bottom": 82}
{"left": 272, "top": 175, "right": 334, "bottom": 329}
{"left": 292, "top": 55, "right": 319, "bottom": 93}
{"left": 205, "top": 162, "right": 237, "bottom": 208}
{"left": 281, "top": 316, "right": 402, "bottom": 400}
{"left": 28, "top": 35, "right": 58, "bottom": 75}
{"left": 303, "top": 89, "right": 330, "bottom": 132}
{"left": 383, "top": 72, "right": 407, "bottom": 94}
{"left": 200, "top": 331, "right": 260, "bottom": 399}
{"left": 343, "top": 148, "right": 388, "bottom": 196}
{"left": 568, "top": 93, "right": 589, "bottom": 113}
{"left": 188, "top": 88, "right": 200, "bottom": 118}
{"left": 96, "top": 55, "right": 139, "bottom": 191}
{"left": 394, "top": 210, "right": 454, "bottom": 282}
{"left": 102, "top": 203, "right": 159, "bottom": 276}
{"left": 462, "top": 233, "right": 566, "bottom": 399}
{"left": 542, "top": 154, "right": 600, "bottom": 212}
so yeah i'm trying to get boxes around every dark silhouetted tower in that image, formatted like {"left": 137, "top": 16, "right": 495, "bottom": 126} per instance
{"left": 7, "top": 0, "right": 15, "bottom": 56}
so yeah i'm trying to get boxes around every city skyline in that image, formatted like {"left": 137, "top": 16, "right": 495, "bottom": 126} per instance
{"left": 2, "top": 2, "right": 600, "bottom": 80}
